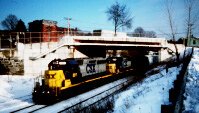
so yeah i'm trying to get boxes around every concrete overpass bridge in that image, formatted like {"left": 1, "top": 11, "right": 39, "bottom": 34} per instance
{"left": 17, "top": 35, "right": 174, "bottom": 75}
{"left": 0, "top": 31, "right": 184, "bottom": 75}
{"left": 29, "top": 35, "right": 168, "bottom": 61}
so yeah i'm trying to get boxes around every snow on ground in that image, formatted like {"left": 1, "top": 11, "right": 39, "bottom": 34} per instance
{"left": 112, "top": 66, "right": 182, "bottom": 113}
{"left": 183, "top": 48, "right": 199, "bottom": 113}
{"left": 0, "top": 47, "right": 196, "bottom": 113}
{"left": 0, "top": 75, "right": 36, "bottom": 112}
{"left": 0, "top": 65, "right": 183, "bottom": 113}
{"left": 0, "top": 75, "right": 35, "bottom": 101}
{"left": 0, "top": 67, "right": 181, "bottom": 113}
{"left": 33, "top": 77, "right": 133, "bottom": 113}
{"left": 112, "top": 47, "right": 194, "bottom": 113}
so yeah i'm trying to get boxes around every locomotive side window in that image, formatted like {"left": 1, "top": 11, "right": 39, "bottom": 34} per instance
{"left": 63, "top": 60, "right": 80, "bottom": 79}
{"left": 59, "top": 61, "right": 66, "bottom": 65}
{"left": 77, "top": 59, "right": 83, "bottom": 65}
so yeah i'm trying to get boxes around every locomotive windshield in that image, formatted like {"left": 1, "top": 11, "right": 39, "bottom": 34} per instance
{"left": 107, "top": 57, "right": 123, "bottom": 66}
{"left": 48, "top": 59, "right": 80, "bottom": 79}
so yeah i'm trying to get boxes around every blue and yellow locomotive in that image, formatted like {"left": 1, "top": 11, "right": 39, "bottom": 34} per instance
{"left": 32, "top": 57, "right": 132, "bottom": 102}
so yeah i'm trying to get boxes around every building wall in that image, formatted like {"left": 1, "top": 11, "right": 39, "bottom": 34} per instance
{"left": 29, "top": 20, "right": 58, "bottom": 42}
{"left": 186, "top": 37, "right": 199, "bottom": 47}
{"left": 28, "top": 19, "right": 79, "bottom": 43}
{"left": 41, "top": 20, "right": 58, "bottom": 42}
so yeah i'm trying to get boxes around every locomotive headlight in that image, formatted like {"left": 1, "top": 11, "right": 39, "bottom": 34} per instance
{"left": 34, "top": 90, "right": 37, "bottom": 93}
{"left": 47, "top": 91, "right": 50, "bottom": 94}
{"left": 42, "top": 91, "right": 45, "bottom": 93}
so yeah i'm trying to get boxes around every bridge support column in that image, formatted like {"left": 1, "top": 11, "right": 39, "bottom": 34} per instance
{"left": 106, "top": 50, "right": 123, "bottom": 57}
{"left": 159, "top": 48, "right": 167, "bottom": 62}
{"left": 158, "top": 49, "right": 162, "bottom": 62}
{"left": 68, "top": 46, "right": 75, "bottom": 58}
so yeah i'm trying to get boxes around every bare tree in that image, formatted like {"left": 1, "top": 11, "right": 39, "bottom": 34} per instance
{"left": 1, "top": 14, "right": 18, "bottom": 31}
{"left": 106, "top": 2, "right": 133, "bottom": 36}
{"left": 165, "top": 0, "right": 180, "bottom": 63}
{"left": 184, "top": 0, "right": 199, "bottom": 45}
{"left": 133, "top": 27, "right": 156, "bottom": 38}
{"left": 134, "top": 27, "right": 145, "bottom": 37}
{"left": 182, "top": 0, "right": 199, "bottom": 59}
{"left": 145, "top": 31, "right": 157, "bottom": 38}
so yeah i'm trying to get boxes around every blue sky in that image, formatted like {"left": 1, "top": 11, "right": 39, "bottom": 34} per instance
{"left": 0, "top": 0, "right": 196, "bottom": 38}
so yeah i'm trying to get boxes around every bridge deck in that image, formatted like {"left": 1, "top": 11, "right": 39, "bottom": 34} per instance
{"left": 30, "top": 36, "right": 168, "bottom": 60}
{"left": 60, "top": 36, "right": 168, "bottom": 47}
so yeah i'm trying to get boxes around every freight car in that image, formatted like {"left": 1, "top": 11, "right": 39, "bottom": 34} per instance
{"left": 32, "top": 57, "right": 133, "bottom": 102}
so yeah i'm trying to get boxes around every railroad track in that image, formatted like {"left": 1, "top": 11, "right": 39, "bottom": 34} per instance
{"left": 7, "top": 67, "right": 161, "bottom": 112}
{"left": 60, "top": 76, "right": 135, "bottom": 113}
{"left": 21, "top": 76, "right": 135, "bottom": 113}
{"left": 6, "top": 76, "right": 134, "bottom": 113}
{"left": 3, "top": 57, "right": 181, "bottom": 112}
{"left": 3, "top": 70, "right": 134, "bottom": 113}
{"left": 10, "top": 104, "right": 46, "bottom": 113}
{"left": 2, "top": 66, "right": 163, "bottom": 112}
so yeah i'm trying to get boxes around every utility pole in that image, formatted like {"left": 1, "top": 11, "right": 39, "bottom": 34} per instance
{"left": 9, "top": 34, "right": 12, "bottom": 57}
{"left": 188, "top": 23, "right": 193, "bottom": 46}
{"left": 64, "top": 17, "right": 72, "bottom": 35}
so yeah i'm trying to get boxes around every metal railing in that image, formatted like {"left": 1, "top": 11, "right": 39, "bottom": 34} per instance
{"left": 0, "top": 31, "right": 166, "bottom": 47}
{"left": 0, "top": 31, "right": 167, "bottom": 58}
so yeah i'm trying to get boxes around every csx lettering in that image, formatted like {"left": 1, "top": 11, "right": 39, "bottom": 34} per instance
{"left": 123, "top": 61, "right": 127, "bottom": 66}
{"left": 86, "top": 64, "right": 96, "bottom": 73}
{"left": 46, "top": 74, "right": 55, "bottom": 79}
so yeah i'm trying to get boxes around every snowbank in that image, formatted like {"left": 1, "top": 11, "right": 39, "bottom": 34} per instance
{"left": 0, "top": 75, "right": 35, "bottom": 103}
{"left": 112, "top": 66, "right": 182, "bottom": 113}
{"left": 183, "top": 48, "right": 199, "bottom": 113}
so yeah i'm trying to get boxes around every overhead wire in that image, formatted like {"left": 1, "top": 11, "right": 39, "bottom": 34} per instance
{"left": 60, "top": 17, "right": 198, "bottom": 38}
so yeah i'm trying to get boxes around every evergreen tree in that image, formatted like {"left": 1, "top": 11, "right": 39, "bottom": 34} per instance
{"left": 15, "top": 19, "right": 27, "bottom": 32}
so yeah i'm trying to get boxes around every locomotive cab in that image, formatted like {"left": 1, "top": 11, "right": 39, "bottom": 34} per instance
{"left": 106, "top": 57, "right": 132, "bottom": 74}
{"left": 106, "top": 57, "right": 123, "bottom": 74}
{"left": 33, "top": 59, "right": 82, "bottom": 101}
{"left": 47, "top": 59, "right": 82, "bottom": 85}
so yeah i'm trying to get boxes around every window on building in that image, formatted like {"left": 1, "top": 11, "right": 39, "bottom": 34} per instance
{"left": 193, "top": 40, "right": 196, "bottom": 45}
